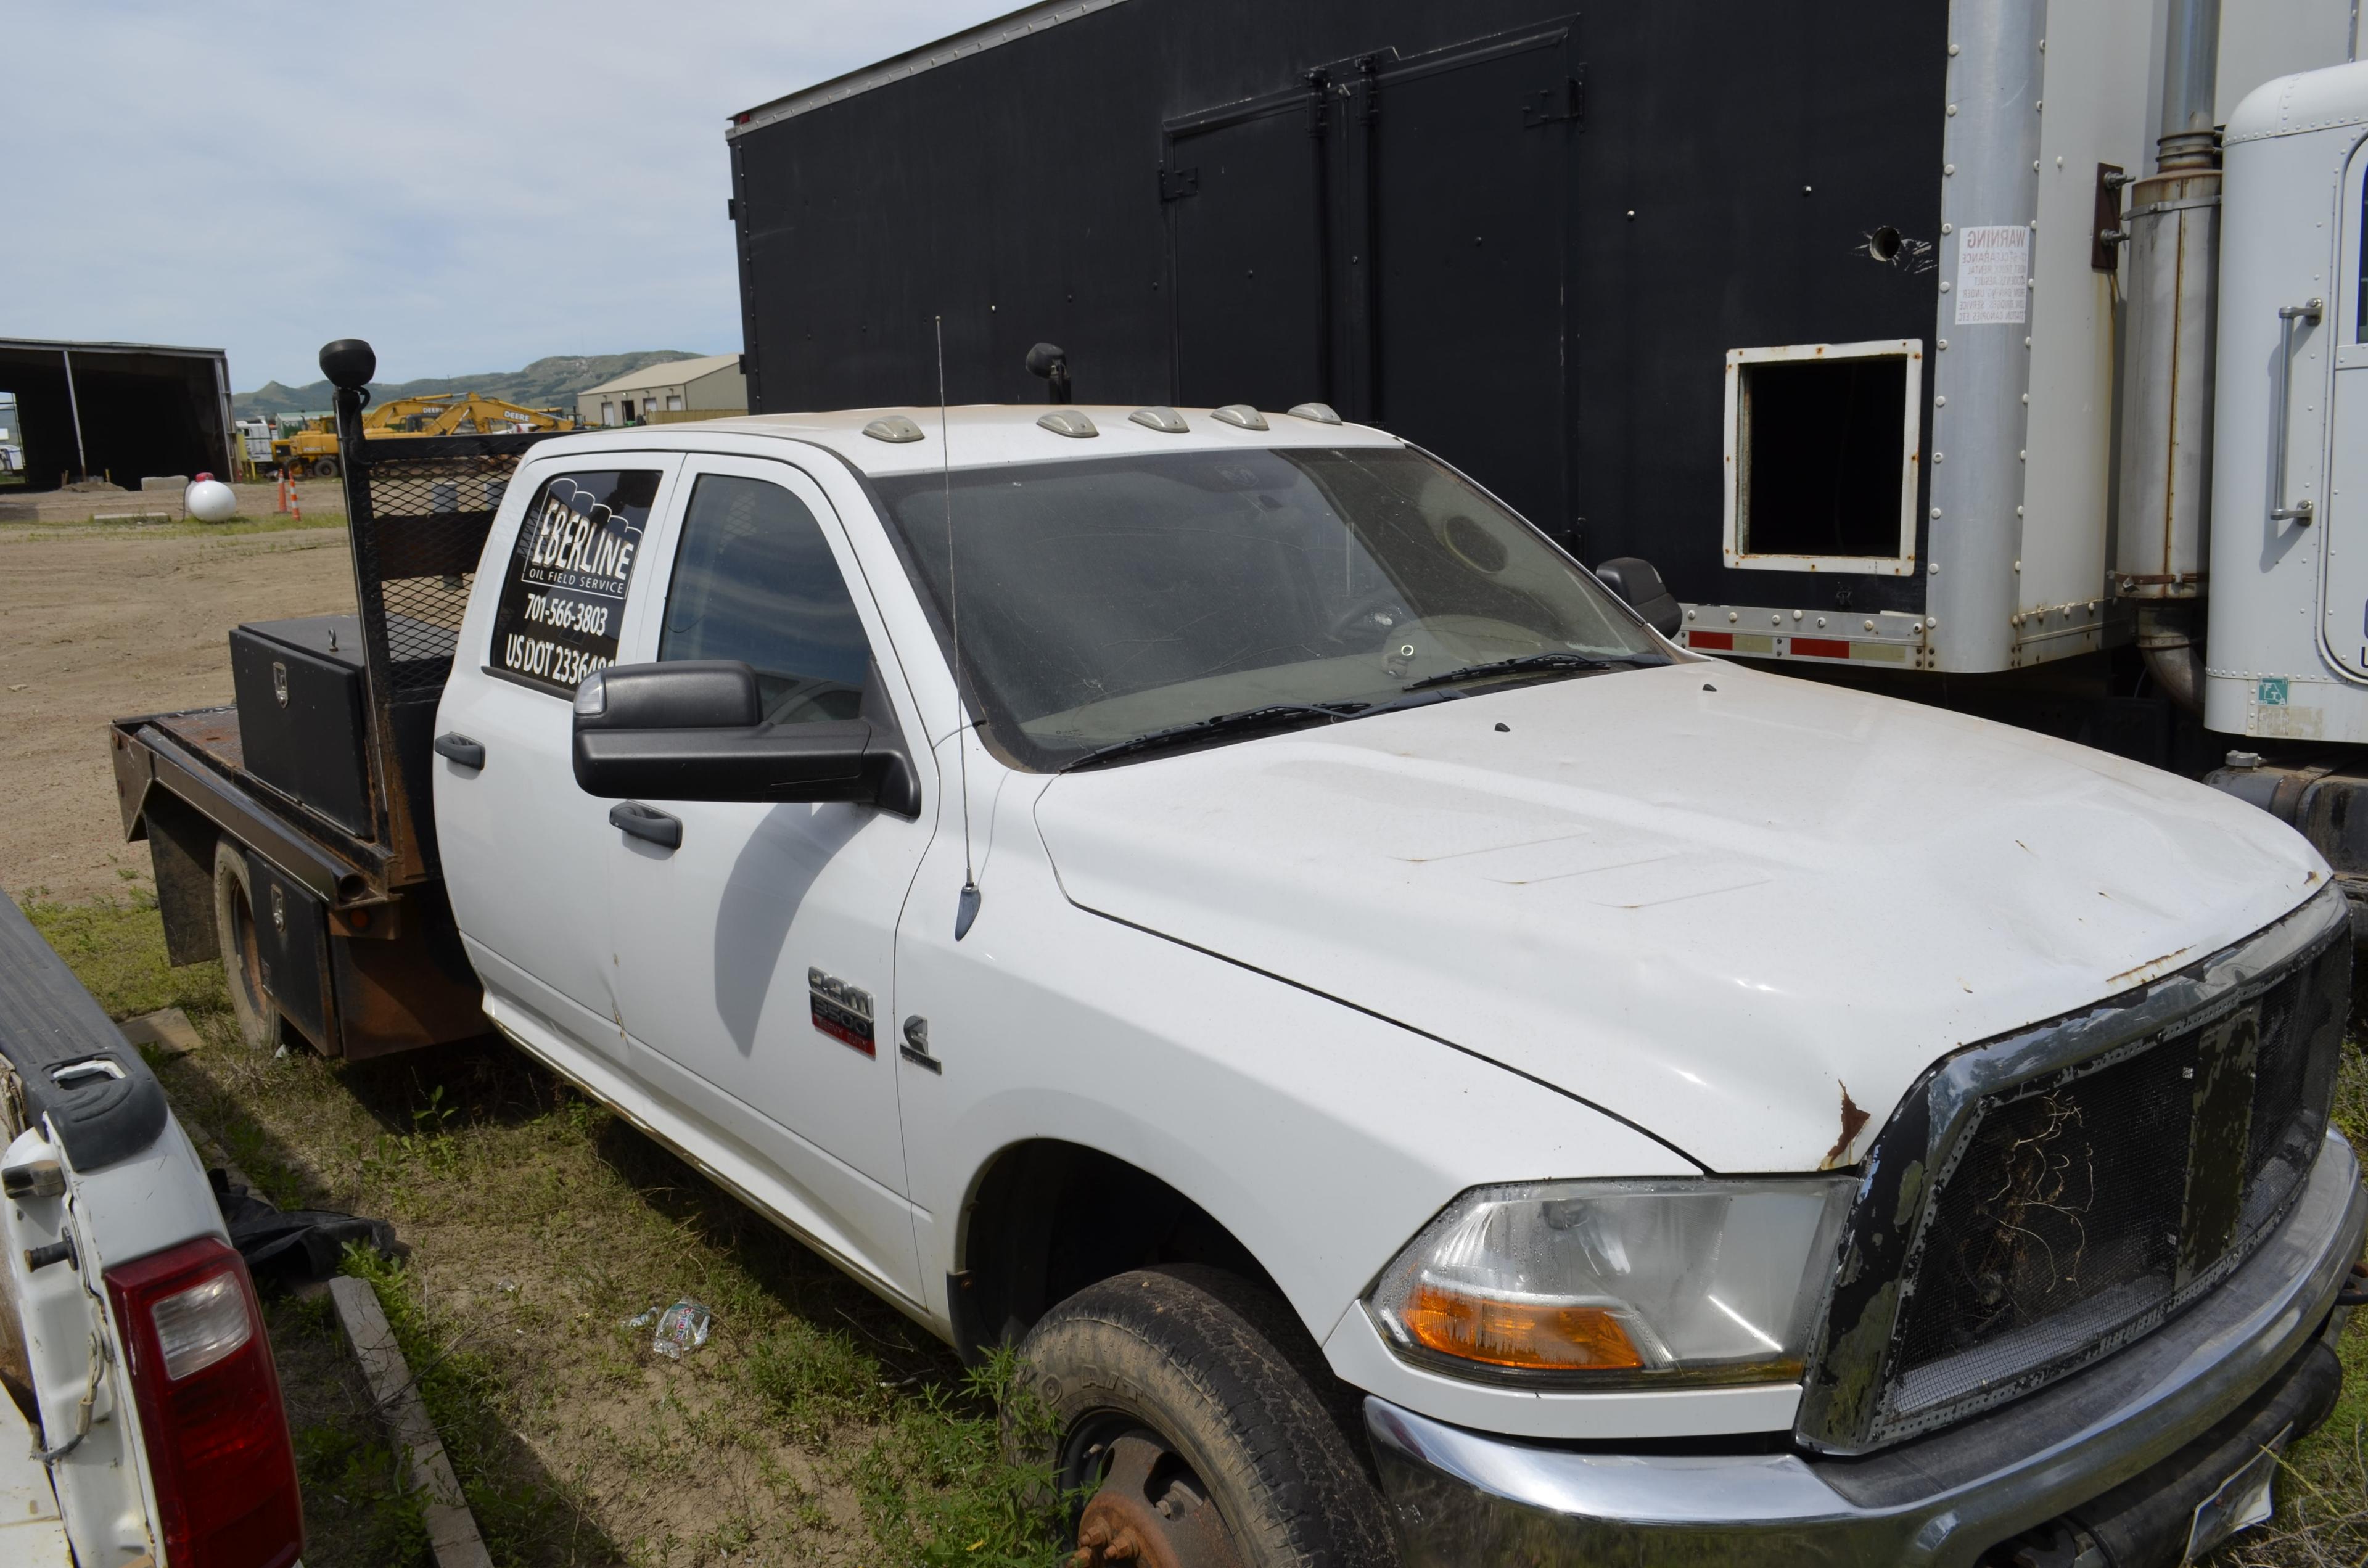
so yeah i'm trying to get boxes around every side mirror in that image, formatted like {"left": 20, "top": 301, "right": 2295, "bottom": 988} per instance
{"left": 572, "top": 660, "right": 920, "bottom": 815}
{"left": 1592, "top": 556, "right": 1684, "bottom": 640}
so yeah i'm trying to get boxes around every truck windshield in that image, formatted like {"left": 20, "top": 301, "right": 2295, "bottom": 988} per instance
{"left": 871, "top": 446, "right": 1669, "bottom": 771}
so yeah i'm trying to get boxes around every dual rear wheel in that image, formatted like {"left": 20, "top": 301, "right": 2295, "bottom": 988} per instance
{"left": 211, "top": 840, "right": 279, "bottom": 1052}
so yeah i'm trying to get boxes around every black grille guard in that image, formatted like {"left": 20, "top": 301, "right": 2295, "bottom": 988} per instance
{"left": 1796, "top": 881, "right": 2352, "bottom": 1454}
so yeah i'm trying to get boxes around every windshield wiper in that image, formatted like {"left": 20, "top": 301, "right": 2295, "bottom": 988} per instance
{"left": 1402, "top": 651, "right": 1654, "bottom": 693}
{"left": 1060, "top": 702, "right": 1370, "bottom": 771}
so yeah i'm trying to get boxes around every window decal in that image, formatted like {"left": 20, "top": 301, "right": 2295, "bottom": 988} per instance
{"left": 489, "top": 469, "right": 661, "bottom": 694}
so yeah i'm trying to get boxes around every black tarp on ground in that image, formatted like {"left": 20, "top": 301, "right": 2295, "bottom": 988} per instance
{"left": 0, "top": 339, "right": 232, "bottom": 492}
{"left": 728, "top": 0, "right": 1946, "bottom": 615}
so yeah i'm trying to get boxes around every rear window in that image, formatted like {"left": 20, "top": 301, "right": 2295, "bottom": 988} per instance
{"left": 488, "top": 469, "right": 662, "bottom": 694}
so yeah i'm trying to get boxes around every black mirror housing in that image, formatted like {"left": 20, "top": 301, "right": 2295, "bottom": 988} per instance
{"left": 1592, "top": 556, "right": 1684, "bottom": 640}
{"left": 572, "top": 660, "right": 921, "bottom": 815}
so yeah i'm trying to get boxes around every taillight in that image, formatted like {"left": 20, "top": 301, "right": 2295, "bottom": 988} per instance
{"left": 105, "top": 1237, "right": 302, "bottom": 1568}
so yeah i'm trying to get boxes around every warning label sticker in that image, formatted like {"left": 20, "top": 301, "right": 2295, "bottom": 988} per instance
{"left": 1954, "top": 225, "right": 2030, "bottom": 324}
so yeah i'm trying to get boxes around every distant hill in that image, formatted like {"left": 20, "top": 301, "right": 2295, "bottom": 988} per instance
{"left": 232, "top": 350, "right": 715, "bottom": 419}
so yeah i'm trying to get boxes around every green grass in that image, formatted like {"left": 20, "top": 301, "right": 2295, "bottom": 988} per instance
{"left": 26, "top": 891, "right": 233, "bottom": 1022}
{"left": 19, "top": 893, "right": 1065, "bottom": 1567}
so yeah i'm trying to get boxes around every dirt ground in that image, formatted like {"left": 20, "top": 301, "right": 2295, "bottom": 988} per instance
{"left": 0, "top": 482, "right": 352, "bottom": 903}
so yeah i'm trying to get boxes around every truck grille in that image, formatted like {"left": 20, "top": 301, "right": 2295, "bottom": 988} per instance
{"left": 1796, "top": 888, "right": 2351, "bottom": 1453}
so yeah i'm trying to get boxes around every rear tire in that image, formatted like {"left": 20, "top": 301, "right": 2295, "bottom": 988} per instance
{"left": 212, "top": 840, "right": 277, "bottom": 1051}
{"left": 310, "top": 456, "right": 339, "bottom": 479}
{"left": 1017, "top": 1265, "right": 1399, "bottom": 1568}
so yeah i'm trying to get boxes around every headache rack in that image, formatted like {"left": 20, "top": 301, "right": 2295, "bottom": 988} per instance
{"left": 334, "top": 411, "right": 556, "bottom": 887}
{"left": 1796, "top": 884, "right": 2352, "bottom": 1453}
{"left": 106, "top": 385, "right": 567, "bottom": 1060}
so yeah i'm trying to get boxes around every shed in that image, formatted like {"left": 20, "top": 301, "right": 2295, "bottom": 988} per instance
{"left": 575, "top": 354, "right": 747, "bottom": 426}
{"left": 0, "top": 339, "right": 234, "bottom": 490}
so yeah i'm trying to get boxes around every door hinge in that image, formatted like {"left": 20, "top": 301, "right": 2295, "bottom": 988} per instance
{"left": 1159, "top": 166, "right": 1201, "bottom": 202}
{"left": 1522, "top": 68, "right": 1586, "bottom": 128}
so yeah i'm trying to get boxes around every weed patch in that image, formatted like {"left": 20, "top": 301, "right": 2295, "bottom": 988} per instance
{"left": 21, "top": 892, "right": 1068, "bottom": 1566}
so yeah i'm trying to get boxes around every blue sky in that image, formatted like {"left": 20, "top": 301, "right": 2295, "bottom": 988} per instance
{"left": 0, "top": 1, "right": 1011, "bottom": 388}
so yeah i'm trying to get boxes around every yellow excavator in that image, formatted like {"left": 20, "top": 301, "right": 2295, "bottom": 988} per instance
{"left": 270, "top": 394, "right": 577, "bottom": 477}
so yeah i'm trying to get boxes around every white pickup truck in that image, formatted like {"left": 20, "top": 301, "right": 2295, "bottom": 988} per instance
{"left": 0, "top": 897, "right": 303, "bottom": 1568}
{"left": 117, "top": 348, "right": 2366, "bottom": 1568}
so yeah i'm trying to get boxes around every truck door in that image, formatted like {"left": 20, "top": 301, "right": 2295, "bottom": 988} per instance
{"left": 2322, "top": 141, "right": 2368, "bottom": 673}
{"left": 435, "top": 456, "right": 681, "bottom": 1057}
{"left": 599, "top": 456, "right": 932, "bottom": 1303}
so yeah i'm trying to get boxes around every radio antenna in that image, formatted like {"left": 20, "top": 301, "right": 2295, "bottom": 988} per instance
{"left": 939, "top": 314, "right": 982, "bottom": 940}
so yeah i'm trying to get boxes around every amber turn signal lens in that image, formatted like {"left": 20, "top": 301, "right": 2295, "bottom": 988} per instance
{"left": 1399, "top": 1282, "right": 1645, "bottom": 1371}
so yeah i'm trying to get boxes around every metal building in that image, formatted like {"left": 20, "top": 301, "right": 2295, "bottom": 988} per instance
{"left": 0, "top": 339, "right": 234, "bottom": 490}
{"left": 575, "top": 353, "right": 749, "bottom": 427}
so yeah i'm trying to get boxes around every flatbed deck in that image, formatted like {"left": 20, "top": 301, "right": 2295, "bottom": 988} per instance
{"left": 111, "top": 705, "right": 384, "bottom": 908}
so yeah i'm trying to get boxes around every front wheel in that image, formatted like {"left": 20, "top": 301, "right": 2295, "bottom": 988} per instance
{"left": 1018, "top": 1266, "right": 1398, "bottom": 1568}
{"left": 310, "top": 456, "right": 339, "bottom": 478}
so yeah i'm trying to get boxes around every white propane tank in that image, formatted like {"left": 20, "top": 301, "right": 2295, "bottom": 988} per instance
{"left": 186, "top": 474, "right": 236, "bottom": 523}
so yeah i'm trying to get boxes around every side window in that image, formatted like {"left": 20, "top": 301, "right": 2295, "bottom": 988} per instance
{"left": 659, "top": 474, "right": 874, "bottom": 724}
{"left": 488, "top": 470, "right": 662, "bottom": 694}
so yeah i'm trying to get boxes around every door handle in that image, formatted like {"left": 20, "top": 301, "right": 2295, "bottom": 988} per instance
{"left": 609, "top": 800, "right": 682, "bottom": 850}
{"left": 433, "top": 732, "right": 486, "bottom": 768}
{"left": 2272, "top": 297, "right": 2325, "bottom": 523}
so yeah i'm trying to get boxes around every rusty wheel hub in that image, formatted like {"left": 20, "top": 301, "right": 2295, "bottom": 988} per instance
{"left": 1069, "top": 1431, "right": 1243, "bottom": 1568}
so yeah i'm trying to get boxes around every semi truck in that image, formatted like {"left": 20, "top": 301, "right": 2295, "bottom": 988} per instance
{"left": 721, "top": 0, "right": 2368, "bottom": 923}
{"left": 99, "top": 329, "right": 2366, "bottom": 1564}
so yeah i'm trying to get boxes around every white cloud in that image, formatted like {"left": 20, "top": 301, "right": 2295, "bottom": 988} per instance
{"left": 0, "top": 0, "right": 1013, "bottom": 387}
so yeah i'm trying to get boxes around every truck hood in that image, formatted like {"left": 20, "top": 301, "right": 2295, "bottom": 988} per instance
{"left": 1030, "top": 662, "right": 2327, "bottom": 1172}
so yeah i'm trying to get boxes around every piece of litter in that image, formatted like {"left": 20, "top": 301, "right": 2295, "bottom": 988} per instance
{"left": 648, "top": 1299, "right": 712, "bottom": 1360}
{"left": 118, "top": 1006, "right": 203, "bottom": 1057}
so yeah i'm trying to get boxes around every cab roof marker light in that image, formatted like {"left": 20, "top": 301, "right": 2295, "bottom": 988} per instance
{"left": 1038, "top": 410, "right": 1099, "bottom": 438}
{"left": 862, "top": 415, "right": 926, "bottom": 443}
{"left": 1287, "top": 402, "right": 1343, "bottom": 425}
{"left": 1128, "top": 406, "right": 1190, "bottom": 433}
{"left": 1211, "top": 404, "right": 1268, "bottom": 430}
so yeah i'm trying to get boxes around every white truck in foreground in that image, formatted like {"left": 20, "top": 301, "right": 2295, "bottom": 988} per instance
{"left": 0, "top": 895, "right": 303, "bottom": 1568}
{"left": 109, "top": 329, "right": 2365, "bottom": 1567}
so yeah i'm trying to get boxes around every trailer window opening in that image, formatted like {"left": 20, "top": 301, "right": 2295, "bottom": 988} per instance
{"left": 1722, "top": 341, "right": 1921, "bottom": 575}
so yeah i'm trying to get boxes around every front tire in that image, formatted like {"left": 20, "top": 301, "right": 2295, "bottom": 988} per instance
{"left": 310, "top": 455, "right": 339, "bottom": 478}
{"left": 1018, "top": 1265, "right": 1398, "bottom": 1568}
{"left": 212, "top": 840, "right": 277, "bottom": 1051}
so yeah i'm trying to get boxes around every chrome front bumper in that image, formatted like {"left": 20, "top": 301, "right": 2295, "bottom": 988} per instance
{"left": 1368, "top": 1131, "right": 2366, "bottom": 1568}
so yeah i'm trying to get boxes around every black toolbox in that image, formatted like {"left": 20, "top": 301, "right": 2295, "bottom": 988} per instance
{"left": 229, "top": 615, "right": 372, "bottom": 835}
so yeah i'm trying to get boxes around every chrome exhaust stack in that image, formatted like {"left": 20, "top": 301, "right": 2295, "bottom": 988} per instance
{"left": 2115, "top": 0, "right": 2222, "bottom": 712}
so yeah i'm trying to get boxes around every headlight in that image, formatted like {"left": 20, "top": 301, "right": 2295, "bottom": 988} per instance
{"left": 1367, "top": 1177, "right": 1852, "bottom": 1387}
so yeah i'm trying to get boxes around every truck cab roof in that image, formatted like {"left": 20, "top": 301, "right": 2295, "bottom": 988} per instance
{"left": 538, "top": 403, "right": 1402, "bottom": 477}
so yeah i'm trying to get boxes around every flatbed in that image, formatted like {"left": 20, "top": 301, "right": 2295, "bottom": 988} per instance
{"left": 107, "top": 363, "right": 559, "bottom": 1059}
